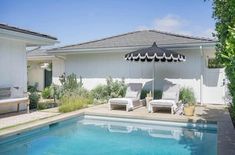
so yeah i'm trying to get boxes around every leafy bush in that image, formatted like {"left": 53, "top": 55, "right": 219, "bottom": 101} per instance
{"left": 140, "top": 89, "right": 162, "bottom": 99}
{"left": 106, "top": 77, "right": 127, "bottom": 98}
{"left": 28, "top": 83, "right": 38, "bottom": 93}
{"left": 208, "top": 58, "right": 224, "bottom": 68}
{"left": 213, "top": 0, "right": 235, "bottom": 123}
{"left": 59, "top": 89, "right": 93, "bottom": 113}
{"left": 37, "top": 102, "right": 48, "bottom": 110}
{"left": 29, "top": 92, "right": 40, "bottom": 109}
{"left": 91, "top": 77, "right": 127, "bottom": 102}
{"left": 37, "top": 101, "right": 57, "bottom": 110}
{"left": 41, "top": 87, "right": 52, "bottom": 99}
{"left": 91, "top": 84, "right": 109, "bottom": 101}
{"left": 62, "top": 73, "right": 83, "bottom": 91}
{"left": 179, "top": 87, "right": 196, "bottom": 106}
{"left": 51, "top": 84, "right": 63, "bottom": 100}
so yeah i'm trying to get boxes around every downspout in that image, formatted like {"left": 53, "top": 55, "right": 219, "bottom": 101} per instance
{"left": 152, "top": 61, "right": 155, "bottom": 99}
{"left": 200, "top": 45, "right": 204, "bottom": 105}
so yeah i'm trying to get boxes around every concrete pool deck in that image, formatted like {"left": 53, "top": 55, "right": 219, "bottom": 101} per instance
{"left": 0, "top": 104, "right": 234, "bottom": 154}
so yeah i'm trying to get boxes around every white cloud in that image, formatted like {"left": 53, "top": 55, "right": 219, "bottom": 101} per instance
{"left": 153, "top": 15, "right": 192, "bottom": 35}
{"left": 135, "top": 14, "right": 215, "bottom": 39}
{"left": 199, "top": 28, "right": 215, "bottom": 38}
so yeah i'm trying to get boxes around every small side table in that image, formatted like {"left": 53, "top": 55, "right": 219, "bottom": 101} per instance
{"left": 145, "top": 97, "right": 153, "bottom": 112}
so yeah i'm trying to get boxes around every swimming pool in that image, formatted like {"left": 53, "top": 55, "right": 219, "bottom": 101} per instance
{"left": 0, "top": 115, "right": 217, "bottom": 155}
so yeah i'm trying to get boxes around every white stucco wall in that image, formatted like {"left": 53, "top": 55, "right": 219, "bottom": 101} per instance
{"left": 52, "top": 59, "right": 65, "bottom": 85}
{"left": 53, "top": 47, "right": 225, "bottom": 104}
{"left": 0, "top": 38, "right": 27, "bottom": 113}
{"left": 202, "top": 49, "right": 225, "bottom": 104}
{"left": 27, "top": 61, "right": 45, "bottom": 91}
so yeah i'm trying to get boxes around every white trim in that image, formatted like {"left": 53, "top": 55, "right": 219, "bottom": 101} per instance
{"left": 0, "top": 28, "right": 58, "bottom": 46}
{"left": 48, "top": 42, "right": 216, "bottom": 55}
{"left": 27, "top": 55, "right": 55, "bottom": 61}
{"left": 126, "top": 52, "right": 185, "bottom": 62}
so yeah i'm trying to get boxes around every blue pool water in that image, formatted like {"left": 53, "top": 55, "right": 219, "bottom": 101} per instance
{"left": 0, "top": 115, "right": 217, "bottom": 155}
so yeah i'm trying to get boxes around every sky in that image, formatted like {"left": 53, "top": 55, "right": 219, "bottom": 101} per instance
{"left": 0, "top": 0, "right": 215, "bottom": 47}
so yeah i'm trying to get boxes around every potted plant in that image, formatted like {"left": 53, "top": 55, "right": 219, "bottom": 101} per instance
{"left": 179, "top": 88, "right": 196, "bottom": 116}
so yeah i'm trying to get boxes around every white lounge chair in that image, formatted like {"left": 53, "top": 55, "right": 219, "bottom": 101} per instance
{"left": 148, "top": 84, "right": 180, "bottom": 114}
{"left": 108, "top": 83, "right": 143, "bottom": 111}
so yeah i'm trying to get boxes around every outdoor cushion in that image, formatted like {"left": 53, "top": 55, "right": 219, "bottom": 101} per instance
{"left": 150, "top": 99, "right": 176, "bottom": 107}
{"left": 149, "top": 99, "right": 178, "bottom": 113}
{"left": 109, "top": 98, "right": 138, "bottom": 105}
{"left": 125, "top": 91, "right": 138, "bottom": 98}
{"left": 162, "top": 84, "right": 180, "bottom": 102}
{"left": 162, "top": 92, "right": 177, "bottom": 100}
{"left": 0, "top": 97, "right": 28, "bottom": 104}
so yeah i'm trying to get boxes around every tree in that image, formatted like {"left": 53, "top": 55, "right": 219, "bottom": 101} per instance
{"left": 212, "top": 0, "right": 235, "bottom": 105}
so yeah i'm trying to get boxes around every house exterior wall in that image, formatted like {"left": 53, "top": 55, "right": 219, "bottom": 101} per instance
{"left": 0, "top": 38, "right": 27, "bottom": 113}
{"left": 202, "top": 49, "right": 225, "bottom": 104}
{"left": 57, "top": 47, "right": 225, "bottom": 104}
{"left": 52, "top": 59, "right": 65, "bottom": 86}
{"left": 27, "top": 61, "right": 45, "bottom": 91}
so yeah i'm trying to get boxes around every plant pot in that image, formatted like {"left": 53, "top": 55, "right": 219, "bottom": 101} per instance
{"left": 184, "top": 106, "right": 195, "bottom": 116}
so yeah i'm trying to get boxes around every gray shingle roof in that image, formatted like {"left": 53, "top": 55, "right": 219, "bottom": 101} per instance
{"left": 0, "top": 23, "right": 57, "bottom": 40}
{"left": 27, "top": 49, "right": 49, "bottom": 57}
{"left": 50, "top": 30, "right": 216, "bottom": 51}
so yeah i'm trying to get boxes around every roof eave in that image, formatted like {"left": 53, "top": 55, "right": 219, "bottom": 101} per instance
{"left": 27, "top": 55, "right": 55, "bottom": 61}
{"left": 48, "top": 42, "right": 217, "bottom": 55}
{"left": 0, "top": 28, "right": 58, "bottom": 46}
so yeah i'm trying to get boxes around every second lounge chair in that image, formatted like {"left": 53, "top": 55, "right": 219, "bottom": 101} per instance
{"left": 148, "top": 83, "right": 180, "bottom": 114}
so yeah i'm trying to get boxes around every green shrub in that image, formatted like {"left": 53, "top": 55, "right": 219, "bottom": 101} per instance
{"left": 106, "top": 77, "right": 127, "bottom": 98}
{"left": 62, "top": 73, "right": 82, "bottom": 91}
{"left": 29, "top": 92, "right": 40, "bottom": 109}
{"left": 91, "top": 77, "right": 127, "bottom": 102}
{"left": 28, "top": 83, "right": 38, "bottom": 93}
{"left": 37, "top": 101, "right": 57, "bottom": 110}
{"left": 51, "top": 84, "right": 63, "bottom": 100}
{"left": 37, "top": 102, "right": 48, "bottom": 110}
{"left": 59, "top": 97, "right": 88, "bottom": 113}
{"left": 41, "top": 87, "right": 52, "bottom": 99}
{"left": 91, "top": 84, "right": 109, "bottom": 100}
{"left": 59, "top": 90, "right": 93, "bottom": 113}
{"left": 179, "top": 87, "right": 196, "bottom": 105}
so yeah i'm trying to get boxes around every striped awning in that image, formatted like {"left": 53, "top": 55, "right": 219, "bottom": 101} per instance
{"left": 125, "top": 42, "right": 186, "bottom": 62}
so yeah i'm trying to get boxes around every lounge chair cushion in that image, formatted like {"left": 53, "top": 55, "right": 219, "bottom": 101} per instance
{"left": 109, "top": 98, "right": 138, "bottom": 105}
{"left": 150, "top": 99, "right": 176, "bottom": 107}
{"left": 125, "top": 91, "right": 139, "bottom": 98}
{"left": 162, "top": 84, "right": 180, "bottom": 102}
{"left": 149, "top": 99, "right": 178, "bottom": 112}
{"left": 162, "top": 92, "right": 178, "bottom": 100}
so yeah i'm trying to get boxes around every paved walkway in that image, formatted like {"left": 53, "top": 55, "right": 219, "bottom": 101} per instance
{"left": 0, "top": 108, "right": 60, "bottom": 129}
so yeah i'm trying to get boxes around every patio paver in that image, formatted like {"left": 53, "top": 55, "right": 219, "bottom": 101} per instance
{"left": 0, "top": 109, "right": 60, "bottom": 129}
